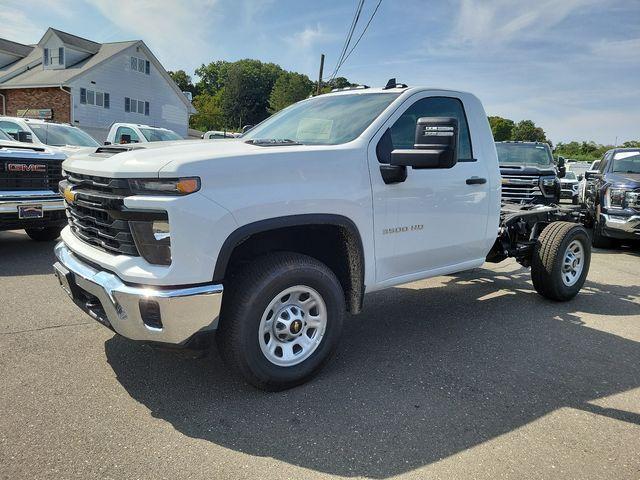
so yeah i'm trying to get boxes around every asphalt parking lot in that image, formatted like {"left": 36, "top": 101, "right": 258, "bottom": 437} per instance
{"left": 1, "top": 229, "right": 639, "bottom": 480}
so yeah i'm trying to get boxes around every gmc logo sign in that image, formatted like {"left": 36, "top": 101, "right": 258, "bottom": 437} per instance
{"left": 6, "top": 163, "right": 47, "bottom": 173}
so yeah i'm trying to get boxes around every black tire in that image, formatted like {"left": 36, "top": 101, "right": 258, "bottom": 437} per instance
{"left": 24, "top": 226, "right": 62, "bottom": 242}
{"left": 531, "top": 222, "right": 591, "bottom": 301}
{"left": 216, "top": 252, "right": 345, "bottom": 390}
{"left": 591, "top": 218, "right": 614, "bottom": 249}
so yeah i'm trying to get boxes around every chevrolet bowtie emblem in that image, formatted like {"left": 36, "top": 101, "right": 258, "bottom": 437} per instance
{"left": 63, "top": 186, "right": 76, "bottom": 204}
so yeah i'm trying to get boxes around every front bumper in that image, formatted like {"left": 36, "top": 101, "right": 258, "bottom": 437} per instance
{"left": 53, "top": 242, "right": 223, "bottom": 345}
{"left": 601, "top": 212, "right": 640, "bottom": 240}
{"left": 0, "top": 190, "right": 64, "bottom": 214}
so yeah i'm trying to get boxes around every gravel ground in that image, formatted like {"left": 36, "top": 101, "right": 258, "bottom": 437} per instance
{"left": 1, "top": 229, "right": 639, "bottom": 480}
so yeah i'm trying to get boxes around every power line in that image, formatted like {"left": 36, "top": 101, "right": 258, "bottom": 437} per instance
{"left": 328, "top": 0, "right": 365, "bottom": 82}
{"left": 334, "top": 0, "right": 382, "bottom": 77}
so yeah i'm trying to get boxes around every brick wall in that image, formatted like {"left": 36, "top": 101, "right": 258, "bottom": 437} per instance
{"left": 3, "top": 87, "right": 71, "bottom": 123}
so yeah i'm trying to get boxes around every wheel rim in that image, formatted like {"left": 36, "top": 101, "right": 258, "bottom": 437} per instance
{"left": 561, "top": 239, "right": 584, "bottom": 286}
{"left": 258, "top": 285, "right": 327, "bottom": 367}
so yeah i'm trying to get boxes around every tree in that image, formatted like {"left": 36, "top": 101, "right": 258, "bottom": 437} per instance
{"left": 622, "top": 140, "right": 640, "bottom": 148}
{"left": 168, "top": 70, "right": 196, "bottom": 96}
{"left": 512, "top": 120, "right": 548, "bottom": 143}
{"left": 190, "top": 90, "right": 225, "bottom": 132}
{"left": 269, "top": 72, "right": 313, "bottom": 112}
{"left": 488, "top": 116, "right": 515, "bottom": 141}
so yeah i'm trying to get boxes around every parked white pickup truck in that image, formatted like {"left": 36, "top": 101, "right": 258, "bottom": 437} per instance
{"left": 105, "top": 123, "right": 183, "bottom": 145}
{"left": 53, "top": 83, "right": 591, "bottom": 390}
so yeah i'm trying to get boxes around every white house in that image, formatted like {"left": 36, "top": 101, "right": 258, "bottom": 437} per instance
{"left": 0, "top": 28, "right": 195, "bottom": 141}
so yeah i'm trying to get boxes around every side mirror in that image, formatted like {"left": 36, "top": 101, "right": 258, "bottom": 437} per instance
{"left": 585, "top": 170, "right": 600, "bottom": 180}
{"left": 17, "top": 131, "right": 33, "bottom": 143}
{"left": 390, "top": 117, "right": 458, "bottom": 169}
{"left": 577, "top": 174, "right": 584, "bottom": 181}
{"left": 103, "top": 141, "right": 111, "bottom": 145}
{"left": 242, "top": 124, "right": 254, "bottom": 133}
{"left": 558, "top": 166, "right": 566, "bottom": 178}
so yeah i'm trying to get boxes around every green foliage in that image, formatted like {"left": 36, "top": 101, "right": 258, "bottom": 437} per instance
{"left": 554, "top": 141, "right": 614, "bottom": 162}
{"left": 187, "top": 59, "right": 355, "bottom": 131}
{"left": 269, "top": 72, "right": 314, "bottom": 113}
{"left": 512, "top": 120, "right": 549, "bottom": 144}
{"left": 168, "top": 70, "right": 197, "bottom": 96}
{"left": 622, "top": 140, "right": 640, "bottom": 148}
{"left": 488, "top": 116, "right": 514, "bottom": 141}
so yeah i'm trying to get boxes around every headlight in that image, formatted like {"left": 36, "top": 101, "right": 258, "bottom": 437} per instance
{"left": 607, "top": 188, "right": 626, "bottom": 208}
{"left": 130, "top": 218, "right": 171, "bottom": 265}
{"left": 625, "top": 191, "right": 640, "bottom": 209}
{"left": 541, "top": 178, "right": 556, "bottom": 187}
{"left": 129, "top": 177, "right": 200, "bottom": 195}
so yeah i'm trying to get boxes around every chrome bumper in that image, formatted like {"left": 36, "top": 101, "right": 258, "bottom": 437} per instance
{"left": 0, "top": 190, "right": 64, "bottom": 214}
{"left": 53, "top": 242, "right": 223, "bottom": 345}
{"left": 602, "top": 213, "right": 640, "bottom": 234}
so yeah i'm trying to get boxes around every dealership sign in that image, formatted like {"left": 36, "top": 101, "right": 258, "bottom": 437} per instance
{"left": 16, "top": 108, "right": 53, "bottom": 119}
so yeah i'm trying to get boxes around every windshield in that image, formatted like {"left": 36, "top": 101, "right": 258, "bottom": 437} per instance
{"left": 0, "top": 129, "right": 12, "bottom": 141}
{"left": 496, "top": 143, "right": 553, "bottom": 167}
{"left": 564, "top": 171, "right": 577, "bottom": 180}
{"left": 29, "top": 124, "right": 99, "bottom": 147}
{"left": 243, "top": 92, "right": 401, "bottom": 145}
{"left": 612, "top": 152, "right": 640, "bottom": 174}
{"left": 140, "top": 128, "right": 183, "bottom": 142}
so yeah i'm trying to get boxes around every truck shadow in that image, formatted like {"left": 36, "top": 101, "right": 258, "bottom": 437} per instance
{"left": 104, "top": 265, "right": 640, "bottom": 478}
{"left": 0, "top": 230, "right": 58, "bottom": 277}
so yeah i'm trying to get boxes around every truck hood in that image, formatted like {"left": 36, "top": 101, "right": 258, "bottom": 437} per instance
{"left": 61, "top": 139, "right": 267, "bottom": 177}
{"left": 500, "top": 165, "right": 556, "bottom": 176}
{"left": 51, "top": 145, "right": 97, "bottom": 158}
{"left": 605, "top": 172, "right": 640, "bottom": 188}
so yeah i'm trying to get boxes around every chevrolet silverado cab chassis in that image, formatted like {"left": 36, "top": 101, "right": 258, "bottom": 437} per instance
{"left": 53, "top": 85, "right": 591, "bottom": 390}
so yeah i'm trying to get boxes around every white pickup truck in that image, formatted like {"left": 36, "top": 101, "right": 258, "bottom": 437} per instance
{"left": 53, "top": 84, "right": 591, "bottom": 390}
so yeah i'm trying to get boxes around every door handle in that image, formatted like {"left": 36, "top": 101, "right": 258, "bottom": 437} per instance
{"left": 466, "top": 176, "right": 487, "bottom": 185}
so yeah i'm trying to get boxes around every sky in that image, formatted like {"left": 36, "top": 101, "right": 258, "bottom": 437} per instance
{"left": 1, "top": 0, "right": 639, "bottom": 144}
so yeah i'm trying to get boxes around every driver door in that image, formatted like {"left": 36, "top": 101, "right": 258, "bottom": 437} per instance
{"left": 367, "top": 93, "right": 492, "bottom": 286}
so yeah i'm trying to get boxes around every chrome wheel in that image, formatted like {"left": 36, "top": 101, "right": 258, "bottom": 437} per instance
{"left": 561, "top": 239, "right": 584, "bottom": 286}
{"left": 258, "top": 285, "right": 327, "bottom": 367}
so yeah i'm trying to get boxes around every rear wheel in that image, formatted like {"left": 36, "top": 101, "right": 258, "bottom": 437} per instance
{"left": 531, "top": 222, "right": 591, "bottom": 301}
{"left": 24, "top": 226, "right": 62, "bottom": 242}
{"left": 217, "top": 252, "right": 345, "bottom": 390}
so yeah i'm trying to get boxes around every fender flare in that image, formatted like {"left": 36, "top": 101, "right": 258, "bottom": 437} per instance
{"left": 212, "top": 214, "right": 365, "bottom": 309}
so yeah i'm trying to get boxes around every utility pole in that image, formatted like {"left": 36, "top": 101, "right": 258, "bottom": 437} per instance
{"left": 316, "top": 54, "right": 325, "bottom": 95}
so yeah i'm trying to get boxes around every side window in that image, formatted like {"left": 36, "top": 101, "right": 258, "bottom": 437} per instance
{"left": 599, "top": 153, "right": 611, "bottom": 173}
{"left": 115, "top": 127, "right": 140, "bottom": 144}
{"left": 0, "top": 121, "right": 25, "bottom": 137}
{"left": 389, "top": 96, "right": 473, "bottom": 161}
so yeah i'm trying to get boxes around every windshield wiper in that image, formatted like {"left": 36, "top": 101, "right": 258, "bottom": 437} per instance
{"left": 245, "top": 138, "right": 302, "bottom": 146}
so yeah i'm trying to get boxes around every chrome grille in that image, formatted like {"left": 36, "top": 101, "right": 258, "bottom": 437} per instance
{"left": 501, "top": 175, "right": 542, "bottom": 203}
{"left": 62, "top": 173, "right": 139, "bottom": 256}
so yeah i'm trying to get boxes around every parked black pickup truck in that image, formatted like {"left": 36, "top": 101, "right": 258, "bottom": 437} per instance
{"left": 0, "top": 130, "right": 67, "bottom": 241}
{"left": 585, "top": 148, "right": 640, "bottom": 247}
{"left": 497, "top": 141, "right": 564, "bottom": 205}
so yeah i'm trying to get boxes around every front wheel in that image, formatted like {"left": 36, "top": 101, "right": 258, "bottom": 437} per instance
{"left": 24, "top": 226, "right": 62, "bottom": 242}
{"left": 217, "top": 252, "right": 345, "bottom": 390}
{"left": 531, "top": 222, "right": 591, "bottom": 301}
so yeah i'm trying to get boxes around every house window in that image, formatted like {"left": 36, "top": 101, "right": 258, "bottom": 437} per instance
{"left": 131, "top": 56, "right": 150, "bottom": 75}
{"left": 44, "top": 48, "right": 49, "bottom": 66}
{"left": 124, "top": 96, "right": 149, "bottom": 116}
{"left": 58, "top": 47, "right": 64, "bottom": 65}
{"left": 80, "top": 87, "right": 109, "bottom": 109}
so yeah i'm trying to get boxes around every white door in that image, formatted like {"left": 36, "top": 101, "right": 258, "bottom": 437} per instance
{"left": 368, "top": 94, "right": 492, "bottom": 285}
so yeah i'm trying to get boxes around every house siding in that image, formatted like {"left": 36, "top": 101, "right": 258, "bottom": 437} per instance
{"left": 69, "top": 45, "right": 189, "bottom": 142}
{"left": 3, "top": 87, "right": 71, "bottom": 123}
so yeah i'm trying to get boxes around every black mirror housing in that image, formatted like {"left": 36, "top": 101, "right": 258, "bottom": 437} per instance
{"left": 390, "top": 117, "right": 458, "bottom": 169}
{"left": 242, "top": 124, "right": 254, "bottom": 133}
{"left": 17, "top": 131, "right": 33, "bottom": 143}
{"left": 585, "top": 170, "right": 600, "bottom": 180}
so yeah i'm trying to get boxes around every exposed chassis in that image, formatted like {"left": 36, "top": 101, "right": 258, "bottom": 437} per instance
{"left": 487, "top": 203, "right": 587, "bottom": 267}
